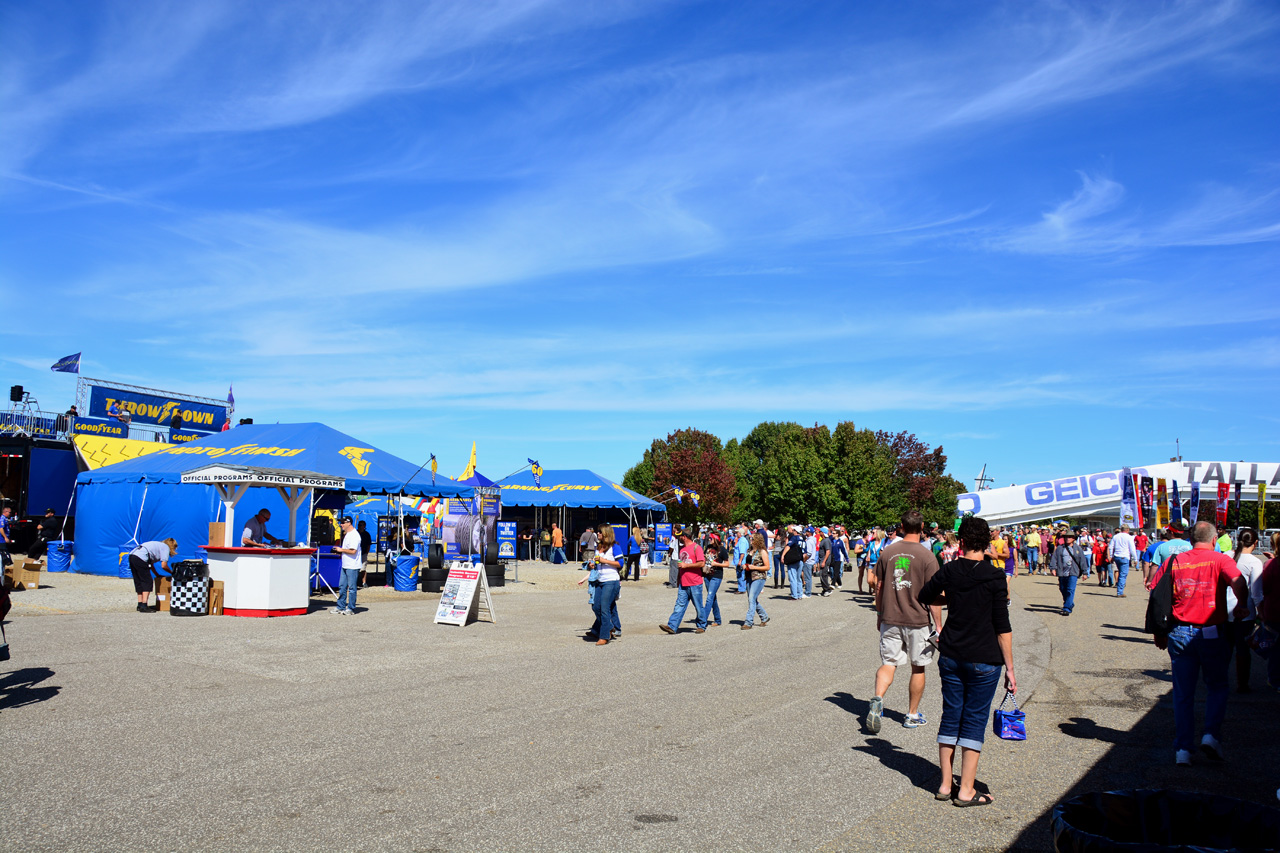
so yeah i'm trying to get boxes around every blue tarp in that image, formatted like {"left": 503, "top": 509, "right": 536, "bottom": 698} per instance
{"left": 497, "top": 469, "right": 665, "bottom": 511}
{"left": 72, "top": 423, "right": 474, "bottom": 576}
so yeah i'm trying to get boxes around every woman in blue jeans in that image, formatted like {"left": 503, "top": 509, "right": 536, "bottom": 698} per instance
{"left": 918, "top": 515, "right": 1016, "bottom": 808}
{"left": 742, "top": 533, "right": 771, "bottom": 629}
{"left": 586, "top": 525, "right": 622, "bottom": 646}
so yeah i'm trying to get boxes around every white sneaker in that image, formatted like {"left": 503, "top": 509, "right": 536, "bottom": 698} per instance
{"left": 1200, "top": 734, "right": 1224, "bottom": 761}
{"left": 1175, "top": 749, "right": 1192, "bottom": 766}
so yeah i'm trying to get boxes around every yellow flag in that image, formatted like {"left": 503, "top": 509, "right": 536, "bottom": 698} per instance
{"left": 459, "top": 442, "right": 477, "bottom": 480}
{"left": 1260, "top": 484, "right": 1267, "bottom": 531}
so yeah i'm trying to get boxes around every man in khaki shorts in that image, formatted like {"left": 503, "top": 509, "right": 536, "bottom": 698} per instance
{"left": 866, "top": 510, "right": 942, "bottom": 732}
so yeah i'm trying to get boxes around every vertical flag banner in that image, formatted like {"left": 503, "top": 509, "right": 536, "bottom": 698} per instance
{"left": 528, "top": 459, "right": 542, "bottom": 488}
{"left": 50, "top": 352, "right": 81, "bottom": 373}
{"left": 227, "top": 384, "right": 235, "bottom": 410}
{"left": 1190, "top": 482, "right": 1201, "bottom": 524}
{"left": 1156, "top": 479, "right": 1169, "bottom": 528}
{"left": 689, "top": 489, "right": 701, "bottom": 508}
{"left": 1216, "top": 483, "right": 1230, "bottom": 528}
{"left": 1170, "top": 481, "right": 1182, "bottom": 525}
{"left": 430, "top": 454, "right": 437, "bottom": 486}
{"left": 1119, "top": 467, "right": 1137, "bottom": 528}
{"left": 1132, "top": 475, "right": 1145, "bottom": 528}
{"left": 1259, "top": 484, "right": 1267, "bottom": 531}
{"left": 1139, "top": 477, "right": 1155, "bottom": 528}
{"left": 1233, "top": 483, "right": 1242, "bottom": 526}
{"left": 460, "top": 442, "right": 477, "bottom": 480}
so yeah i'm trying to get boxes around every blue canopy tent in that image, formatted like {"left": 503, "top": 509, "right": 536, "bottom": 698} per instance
{"left": 497, "top": 469, "right": 665, "bottom": 561}
{"left": 73, "top": 423, "right": 473, "bottom": 576}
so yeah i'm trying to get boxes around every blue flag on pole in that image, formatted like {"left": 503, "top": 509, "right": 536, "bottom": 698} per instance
{"left": 50, "top": 352, "right": 81, "bottom": 373}
{"left": 227, "top": 384, "right": 235, "bottom": 408}
{"left": 528, "top": 459, "right": 542, "bottom": 488}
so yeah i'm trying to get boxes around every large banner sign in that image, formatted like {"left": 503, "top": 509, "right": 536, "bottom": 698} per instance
{"left": 1155, "top": 479, "right": 1169, "bottom": 528}
{"left": 496, "top": 521, "right": 517, "bottom": 559}
{"left": 1119, "top": 467, "right": 1137, "bottom": 528}
{"left": 1216, "top": 483, "right": 1230, "bottom": 527}
{"left": 1190, "top": 482, "right": 1200, "bottom": 524}
{"left": 655, "top": 523, "right": 673, "bottom": 552}
{"left": 956, "top": 461, "right": 1280, "bottom": 525}
{"left": 441, "top": 488, "right": 500, "bottom": 559}
{"left": 88, "top": 385, "right": 227, "bottom": 433}
{"left": 1170, "top": 481, "right": 1183, "bottom": 525}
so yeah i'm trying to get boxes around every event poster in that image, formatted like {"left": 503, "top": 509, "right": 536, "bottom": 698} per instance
{"left": 1139, "top": 477, "right": 1154, "bottom": 527}
{"left": 441, "top": 495, "right": 498, "bottom": 559}
{"left": 1119, "top": 467, "right": 1137, "bottom": 528}
{"left": 1216, "top": 483, "right": 1230, "bottom": 528}
{"left": 1155, "top": 479, "right": 1169, "bottom": 528}
{"left": 655, "top": 523, "right": 672, "bottom": 552}
{"left": 1170, "top": 481, "right": 1182, "bottom": 525}
{"left": 1234, "top": 483, "right": 1242, "bottom": 523}
{"left": 434, "top": 564, "right": 481, "bottom": 625}
{"left": 1190, "top": 482, "right": 1201, "bottom": 524}
{"left": 496, "top": 521, "right": 517, "bottom": 559}
{"left": 1260, "top": 485, "right": 1268, "bottom": 531}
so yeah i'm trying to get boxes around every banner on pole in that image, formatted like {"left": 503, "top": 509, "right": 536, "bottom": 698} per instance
{"left": 1233, "top": 483, "right": 1242, "bottom": 526}
{"left": 1190, "top": 482, "right": 1201, "bottom": 524}
{"left": 1170, "top": 481, "right": 1182, "bottom": 525}
{"left": 1216, "top": 483, "right": 1230, "bottom": 528}
{"left": 1139, "top": 477, "right": 1155, "bottom": 528}
{"left": 1156, "top": 479, "right": 1170, "bottom": 528}
{"left": 1119, "top": 467, "right": 1137, "bottom": 528}
{"left": 1260, "top": 484, "right": 1268, "bottom": 531}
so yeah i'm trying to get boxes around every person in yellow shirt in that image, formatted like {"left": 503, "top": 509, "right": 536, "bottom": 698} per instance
{"left": 988, "top": 529, "right": 1008, "bottom": 574}
{"left": 1026, "top": 529, "right": 1042, "bottom": 574}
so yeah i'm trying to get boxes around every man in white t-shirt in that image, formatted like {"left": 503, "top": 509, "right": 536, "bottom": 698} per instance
{"left": 333, "top": 516, "right": 362, "bottom": 615}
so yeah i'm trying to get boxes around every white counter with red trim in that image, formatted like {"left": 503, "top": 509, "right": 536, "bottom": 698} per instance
{"left": 204, "top": 546, "right": 316, "bottom": 617}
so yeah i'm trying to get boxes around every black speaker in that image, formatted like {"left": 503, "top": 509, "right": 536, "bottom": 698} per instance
{"left": 239, "top": 417, "right": 253, "bottom": 425}
{"left": 9, "top": 385, "right": 22, "bottom": 403}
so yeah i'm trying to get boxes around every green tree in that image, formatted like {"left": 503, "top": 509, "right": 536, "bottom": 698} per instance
{"left": 621, "top": 451, "right": 654, "bottom": 498}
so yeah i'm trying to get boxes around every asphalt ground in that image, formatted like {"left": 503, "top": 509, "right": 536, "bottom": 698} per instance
{"left": 2, "top": 565, "right": 1277, "bottom": 852}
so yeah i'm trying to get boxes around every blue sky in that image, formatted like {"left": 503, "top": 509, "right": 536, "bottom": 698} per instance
{"left": 2, "top": 0, "right": 1278, "bottom": 490}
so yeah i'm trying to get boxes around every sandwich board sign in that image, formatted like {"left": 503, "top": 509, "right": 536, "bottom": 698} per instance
{"left": 434, "top": 561, "right": 495, "bottom": 626}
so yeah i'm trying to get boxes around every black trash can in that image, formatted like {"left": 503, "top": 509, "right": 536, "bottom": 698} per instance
{"left": 1052, "top": 789, "right": 1280, "bottom": 852}
{"left": 169, "top": 559, "right": 210, "bottom": 617}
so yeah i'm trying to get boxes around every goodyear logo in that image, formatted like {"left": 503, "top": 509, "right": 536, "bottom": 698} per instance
{"left": 73, "top": 421, "right": 125, "bottom": 437}
{"left": 339, "top": 446, "right": 374, "bottom": 476}
{"left": 157, "top": 443, "right": 305, "bottom": 459}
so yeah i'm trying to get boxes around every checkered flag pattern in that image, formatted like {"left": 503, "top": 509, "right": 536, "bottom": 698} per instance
{"left": 170, "top": 577, "right": 210, "bottom": 616}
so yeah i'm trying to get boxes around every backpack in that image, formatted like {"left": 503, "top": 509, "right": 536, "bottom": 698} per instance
{"left": 783, "top": 539, "right": 804, "bottom": 565}
{"left": 1144, "top": 554, "right": 1178, "bottom": 636}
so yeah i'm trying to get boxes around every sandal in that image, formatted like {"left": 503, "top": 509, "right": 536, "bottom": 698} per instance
{"left": 953, "top": 792, "right": 994, "bottom": 808}
{"left": 934, "top": 791, "right": 953, "bottom": 801}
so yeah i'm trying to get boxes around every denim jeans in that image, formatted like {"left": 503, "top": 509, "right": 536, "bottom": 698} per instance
{"left": 591, "top": 579, "right": 621, "bottom": 639}
{"left": 1027, "top": 547, "right": 1039, "bottom": 571}
{"left": 773, "top": 553, "right": 783, "bottom": 587}
{"left": 1059, "top": 575, "right": 1077, "bottom": 613}
{"left": 745, "top": 577, "right": 769, "bottom": 626}
{"left": 1167, "top": 624, "right": 1230, "bottom": 752}
{"left": 667, "top": 583, "right": 707, "bottom": 631}
{"left": 936, "top": 654, "right": 1003, "bottom": 751}
{"left": 705, "top": 576, "right": 723, "bottom": 625}
{"left": 1114, "top": 559, "right": 1130, "bottom": 595}
{"left": 1099, "top": 561, "right": 1113, "bottom": 585}
{"left": 337, "top": 568, "right": 359, "bottom": 612}
{"left": 802, "top": 561, "right": 813, "bottom": 596}
{"left": 787, "top": 563, "right": 803, "bottom": 598}
{"left": 735, "top": 566, "right": 747, "bottom": 593}
{"left": 552, "top": 546, "right": 566, "bottom": 564}
{"left": 540, "top": 544, "right": 550, "bottom": 561}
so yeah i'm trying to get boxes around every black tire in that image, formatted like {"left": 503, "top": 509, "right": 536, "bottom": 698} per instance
{"left": 422, "top": 567, "right": 448, "bottom": 593}
{"left": 485, "top": 562, "right": 505, "bottom": 588}
{"left": 427, "top": 543, "right": 444, "bottom": 570}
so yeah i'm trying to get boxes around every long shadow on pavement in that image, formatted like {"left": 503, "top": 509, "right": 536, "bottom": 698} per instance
{"left": 0, "top": 666, "right": 60, "bottom": 711}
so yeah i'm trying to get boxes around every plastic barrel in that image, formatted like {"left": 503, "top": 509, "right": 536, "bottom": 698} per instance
{"left": 394, "top": 555, "right": 420, "bottom": 591}
{"left": 47, "top": 541, "right": 73, "bottom": 573}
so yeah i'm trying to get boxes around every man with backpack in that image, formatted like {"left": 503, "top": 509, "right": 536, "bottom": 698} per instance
{"left": 782, "top": 525, "right": 807, "bottom": 600}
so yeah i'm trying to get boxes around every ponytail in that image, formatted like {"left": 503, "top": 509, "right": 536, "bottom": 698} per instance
{"left": 1233, "top": 527, "right": 1257, "bottom": 563}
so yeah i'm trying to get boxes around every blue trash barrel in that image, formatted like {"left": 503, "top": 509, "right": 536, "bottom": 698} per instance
{"left": 48, "top": 541, "right": 73, "bottom": 573}
{"left": 394, "top": 555, "right": 420, "bottom": 591}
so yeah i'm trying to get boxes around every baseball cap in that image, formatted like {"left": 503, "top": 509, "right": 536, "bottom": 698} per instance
{"left": 339, "top": 516, "right": 353, "bottom": 525}
{"left": 820, "top": 526, "right": 829, "bottom": 534}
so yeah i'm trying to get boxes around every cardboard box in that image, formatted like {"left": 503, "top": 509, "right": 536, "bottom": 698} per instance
{"left": 155, "top": 576, "right": 171, "bottom": 612}
{"left": 5, "top": 560, "right": 41, "bottom": 590}
{"left": 208, "top": 522, "right": 227, "bottom": 548}
{"left": 208, "top": 580, "right": 224, "bottom": 616}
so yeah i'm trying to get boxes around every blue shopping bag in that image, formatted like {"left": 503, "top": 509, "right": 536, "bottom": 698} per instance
{"left": 993, "top": 690, "right": 1026, "bottom": 741}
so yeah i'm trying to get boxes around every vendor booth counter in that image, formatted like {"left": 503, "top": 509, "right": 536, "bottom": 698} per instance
{"left": 204, "top": 546, "right": 315, "bottom": 617}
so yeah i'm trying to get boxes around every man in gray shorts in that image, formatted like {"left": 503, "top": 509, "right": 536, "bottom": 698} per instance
{"left": 866, "top": 510, "right": 942, "bottom": 732}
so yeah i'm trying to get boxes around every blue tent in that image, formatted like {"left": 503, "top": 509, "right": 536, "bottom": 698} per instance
{"left": 73, "top": 423, "right": 473, "bottom": 577}
{"left": 497, "top": 469, "right": 665, "bottom": 511}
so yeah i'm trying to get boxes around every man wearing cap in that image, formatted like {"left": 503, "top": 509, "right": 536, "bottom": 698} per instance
{"left": 1050, "top": 530, "right": 1088, "bottom": 616}
{"left": 733, "top": 524, "right": 751, "bottom": 594}
{"left": 333, "top": 516, "right": 362, "bottom": 615}
{"left": 661, "top": 528, "right": 708, "bottom": 635}
{"left": 1148, "top": 522, "right": 1193, "bottom": 587}
{"left": 1108, "top": 524, "right": 1139, "bottom": 598}
{"left": 815, "top": 526, "right": 834, "bottom": 596}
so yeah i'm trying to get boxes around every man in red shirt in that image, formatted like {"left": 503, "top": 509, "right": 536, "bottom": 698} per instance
{"left": 660, "top": 528, "right": 707, "bottom": 635}
{"left": 1151, "top": 520, "right": 1249, "bottom": 766}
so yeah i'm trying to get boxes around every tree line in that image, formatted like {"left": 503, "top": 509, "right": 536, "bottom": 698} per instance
{"left": 621, "top": 422, "right": 966, "bottom": 529}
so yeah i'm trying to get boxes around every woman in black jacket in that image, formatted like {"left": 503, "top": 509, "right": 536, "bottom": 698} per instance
{"left": 917, "top": 515, "right": 1016, "bottom": 808}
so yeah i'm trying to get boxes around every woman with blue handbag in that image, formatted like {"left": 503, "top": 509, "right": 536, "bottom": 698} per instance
{"left": 580, "top": 525, "right": 622, "bottom": 646}
{"left": 918, "top": 515, "right": 1017, "bottom": 808}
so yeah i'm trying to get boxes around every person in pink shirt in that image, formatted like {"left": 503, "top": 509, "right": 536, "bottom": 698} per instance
{"left": 660, "top": 527, "right": 707, "bottom": 635}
